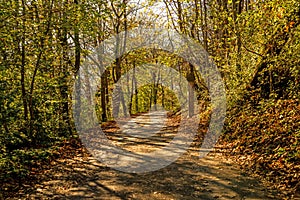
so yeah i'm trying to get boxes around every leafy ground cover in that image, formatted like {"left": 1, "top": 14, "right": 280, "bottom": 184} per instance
{"left": 221, "top": 99, "right": 300, "bottom": 198}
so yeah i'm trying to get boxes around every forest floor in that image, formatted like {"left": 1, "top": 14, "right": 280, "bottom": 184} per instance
{"left": 3, "top": 111, "right": 286, "bottom": 199}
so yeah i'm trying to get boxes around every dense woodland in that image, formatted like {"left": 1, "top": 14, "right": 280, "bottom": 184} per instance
{"left": 0, "top": 0, "right": 299, "bottom": 197}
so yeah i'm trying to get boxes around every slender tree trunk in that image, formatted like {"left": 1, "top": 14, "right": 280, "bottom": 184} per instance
{"left": 20, "top": 6, "right": 28, "bottom": 121}
{"left": 203, "top": 0, "right": 208, "bottom": 50}
{"left": 101, "top": 73, "right": 108, "bottom": 122}
{"left": 188, "top": 63, "right": 195, "bottom": 117}
{"left": 74, "top": 70, "right": 82, "bottom": 130}
{"left": 74, "top": 0, "right": 81, "bottom": 132}
{"left": 152, "top": 71, "right": 157, "bottom": 111}
{"left": 133, "top": 65, "right": 138, "bottom": 113}
{"left": 59, "top": 2, "right": 72, "bottom": 136}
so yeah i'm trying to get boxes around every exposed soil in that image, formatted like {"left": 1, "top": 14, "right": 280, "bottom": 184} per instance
{"left": 2, "top": 112, "right": 284, "bottom": 199}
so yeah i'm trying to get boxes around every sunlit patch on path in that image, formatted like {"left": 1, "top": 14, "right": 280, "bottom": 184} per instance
{"left": 5, "top": 113, "right": 282, "bottom": 199}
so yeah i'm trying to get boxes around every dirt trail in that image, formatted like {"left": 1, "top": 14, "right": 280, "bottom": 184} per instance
{"left": 7, "top": 111, "right": 281, "bottom": 199}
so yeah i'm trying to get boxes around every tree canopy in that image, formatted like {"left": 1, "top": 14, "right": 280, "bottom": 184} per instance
{"left": 0, "top": 0, "right": 299, "bottom": 197}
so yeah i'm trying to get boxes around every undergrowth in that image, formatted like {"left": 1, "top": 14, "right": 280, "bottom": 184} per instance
{"left": 222, "top": 99, "right": 300, "bottom": 198}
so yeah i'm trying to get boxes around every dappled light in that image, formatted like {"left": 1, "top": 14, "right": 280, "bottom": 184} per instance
{"left": 1, "top": 0, "right": 299, "bottom": 199}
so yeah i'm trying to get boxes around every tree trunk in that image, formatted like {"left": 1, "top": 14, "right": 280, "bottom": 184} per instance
{"left": 188, "top": 63, "right": 195, "bottom": 117}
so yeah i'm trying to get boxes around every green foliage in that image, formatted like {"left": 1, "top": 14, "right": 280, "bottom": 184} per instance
{"left": 0, "top": 0, "right": 299, "bottom": 195}
{"left": 0, "top": 0, "right": 98, "bottom": 181}
{"left": 206, "top": 0, "right": 300, "bottom": 108}
{"left": 0, "top": 145, "right": 58, "bottom": 182}
{"left": 131, "top": 84, "right": 181, "bottom": 114}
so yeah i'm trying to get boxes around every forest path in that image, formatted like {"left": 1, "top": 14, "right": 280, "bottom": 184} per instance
{"left": 8, "top": 111, "right": 281, "bottom": 199}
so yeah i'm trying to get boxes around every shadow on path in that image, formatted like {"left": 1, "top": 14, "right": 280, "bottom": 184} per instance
{"left": 5, "top": 112, "right": 281, "bottom": 199}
